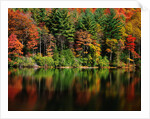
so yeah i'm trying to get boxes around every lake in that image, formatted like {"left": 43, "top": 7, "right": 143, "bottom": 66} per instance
{"left": 8, "top": 68, "right": 141, "bottom": 111}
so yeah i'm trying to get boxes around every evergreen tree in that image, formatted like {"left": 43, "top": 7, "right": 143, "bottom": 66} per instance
{"left": 31, "top": 8, "right": 47, "bottom": 25}
{"left": 94, "top": 9, "right": 105, "bottom": 44}
{"left": 48, "top": 8, "right": 75, "bottom": 51}
{"left": 12, "top": 8, "right": 30, "bottom": 13}
{"left": 100, "top": 8, "right": 124, "bottom": 60}
{"left": 94, "top": 8, "right": 105, "bottom": 24}
{"left": 76, "top": 9, "right": 97, "bottom": 40}
{"left": 101, "top": 8, "right": 123, "bottom": 40}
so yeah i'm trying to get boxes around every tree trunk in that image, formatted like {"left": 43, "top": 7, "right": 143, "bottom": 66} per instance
{"left": 133, "top": 55, "right": 135, "bottom": 68}
{"left": 44, "top": 38, "right": 45, "bottom": 56}
{"left": 110, "top": 47, "right": 112, "bottom": 62}
{"left": 33, "top": 49, "right": 34, "bottom": 56}
{"left": 129, "top": 51, "right": 130, "bottom": 67}
{"left": 40, "top": 33, "right": 41, "bottom": 56}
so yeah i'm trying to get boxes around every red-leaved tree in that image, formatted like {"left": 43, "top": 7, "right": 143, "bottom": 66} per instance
{"left": 8, "top": 9, "right": 39, "bottom": 55}
{"left": 126, "top": 35, "right": 136, "bottom": 52}
{"left": 126, "top": 35, "right": 140, "bottom": 65}
{"left": 8, "top": 33, "right": 23, "bottom": 61}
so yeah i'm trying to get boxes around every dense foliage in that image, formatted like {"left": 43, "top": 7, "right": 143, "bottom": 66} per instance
{"left": 8, "top": 8, "right": 141, "bottom": 68}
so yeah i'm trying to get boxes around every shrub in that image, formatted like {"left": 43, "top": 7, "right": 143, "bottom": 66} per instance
{"left": 113, "top": 61, "right": 126, "bottom": 67}
{"left": 72, "top": 58, "right": 81, "bottom": 67}
{"left": 33, "top": 54, "right": 44, "bottom": 66}
{"left": 53, "top": 51, "right": 60, "bottom": 67}
{"left": 97, "top": 56, "right": 109, "bottom": 67}
{"left": 81, "top": 58, "right": 88, "bottom": 66}
{"left": 44, "top": 57, "right": 54, "bottom": 66}
{"left": 33, "top": 54, "right": 54, "bottom": 66}
{"left": 12, "top": 57, "right": 36, "bottom": 67}
{"left": 59, "top": 55, "right": 66, "bottom": 66}
{"left": 60, "top": 49, "right": 75, "bottom": 66}
{"left": 53, "top": 49, "right": 81, "bottom": 67}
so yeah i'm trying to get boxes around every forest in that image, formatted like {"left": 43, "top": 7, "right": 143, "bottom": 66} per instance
{"left": 8, "top": 8, "right": 141, "bottom": 68}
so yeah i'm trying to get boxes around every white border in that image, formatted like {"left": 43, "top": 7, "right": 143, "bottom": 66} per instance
{"left": 0, "top": 0, "right": 149, "bottom": 118}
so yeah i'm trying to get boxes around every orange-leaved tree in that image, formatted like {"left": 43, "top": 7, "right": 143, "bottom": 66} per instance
{"left": 8, "top": 9, "right": 39, "bottom": 55}
{"left": 74, "top": 30, "right": 92, "bottom": 58}
{"left": 8, "top": 33, "right": 23, "bottom": 61}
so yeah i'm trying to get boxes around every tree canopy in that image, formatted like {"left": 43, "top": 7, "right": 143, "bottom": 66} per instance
{"left": 8, "top": 8, "right": 141, "bottom": 68}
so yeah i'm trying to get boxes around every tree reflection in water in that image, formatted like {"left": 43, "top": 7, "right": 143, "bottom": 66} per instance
{"left": 8, "top": 68, "right": 141, "bottom": 111}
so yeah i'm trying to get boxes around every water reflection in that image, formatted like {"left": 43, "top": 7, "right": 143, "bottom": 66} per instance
{"left": 8, "top": 68, "right": 141, "bottom": 111}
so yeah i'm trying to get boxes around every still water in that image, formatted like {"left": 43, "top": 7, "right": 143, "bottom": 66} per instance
{"left": 8, "top": 68, "right": 141, "bottom": 111}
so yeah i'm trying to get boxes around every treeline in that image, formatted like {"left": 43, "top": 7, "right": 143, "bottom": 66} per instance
{"left": 8, "top": 8, "right": 141, "bottom": 68}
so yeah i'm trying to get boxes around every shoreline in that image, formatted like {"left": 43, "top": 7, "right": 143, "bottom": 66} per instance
{"left": 9, "top": 65, "right": 137, "bottom": 69}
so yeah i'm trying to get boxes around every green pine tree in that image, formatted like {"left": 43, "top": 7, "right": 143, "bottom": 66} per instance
{"left": 100, "top": 8, "right": 124, "bottom": 61}
{"left": 31, "top": 8, "right": 47, "bottom": 25}
{"left": 76, "top": 9, "right": 97, "bottom": 40}
{"left": 94, "top": 8, "right": 105, "bottom": 24}
{"left": 48, "top": 8, "right": 75, "bottom": 51}
{"left": 100, "top": 8, "right": 123, "bottom": 40}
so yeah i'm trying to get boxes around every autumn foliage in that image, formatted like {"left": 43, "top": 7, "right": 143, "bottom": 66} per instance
{"left": 75, "top": 30, "right": 92, "bottom": 57}
{"left": 8, "top": 33, "right": 23, "bottom": 60}
{"left": 8, "top": 9, "right": 39, "bottom": 52}
{"left": 8, "top": 8, "right": 141, "bottom": 68}
{"left": 115, "top": 8, "right": 141, "bottom": 22}
{"left": 126, "top": 35, "right": 140, "bottom": 59}
{"left": 126, "top": 35, "right": 136, "bottom": 52}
